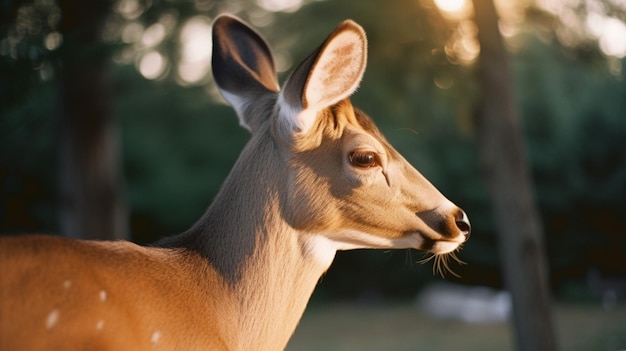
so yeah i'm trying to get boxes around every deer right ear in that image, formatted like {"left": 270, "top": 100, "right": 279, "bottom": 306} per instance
{"left": 278, "top": 20, "right": 367, "bottom": 134}
{"left": 212, "top": 15, "right": 280, "bottom": 131}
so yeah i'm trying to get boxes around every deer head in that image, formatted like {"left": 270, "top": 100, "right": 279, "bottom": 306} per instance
{"left": 211, "top": 15, "right": 470, "bottom": 272}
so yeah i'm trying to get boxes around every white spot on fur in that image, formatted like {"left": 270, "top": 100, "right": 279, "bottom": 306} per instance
{"left": 96, "top": 320, "right": 105, "bottom": 330}
{"left": 63, "top": 280, "right": 72, "bottom": 289}
{"left": 151, "top": 331, "right": 161, "bottom": 345}
{"left": 99, "top": 290, "right": 107, "bottom": 302}
{"left": 46, "top": 309, "right": 60, "bottom": 329}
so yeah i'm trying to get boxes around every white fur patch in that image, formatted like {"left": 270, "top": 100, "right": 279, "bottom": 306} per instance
{"left": 300, "top": 235, "right": 338, "bottom": 269}
{"left": 328, "top": 229, "right": 424, "bottom": 250}
{"left": 277, "top": 93, "right": 318, "bottom": 134}
{"left": 303, "top": 228, "right": 463, "bottom": 259}
{"left": 431, "top": 240, "right": 462, "bottom": 254}
{"left": 301, "top": 230, "right": 427, "bottom": 269}
{"left": 219, "top": 90, "right": 252, "bottom": 131}
{"left": 96, "top": 320, "right": 105, "bottom": 331}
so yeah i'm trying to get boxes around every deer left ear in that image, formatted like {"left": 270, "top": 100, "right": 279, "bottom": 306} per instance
{"left": 212, "top": 15, "right": 280, "bottom": 132}
{"left": 278, "top": 20, "right": 367, "bottom": 134}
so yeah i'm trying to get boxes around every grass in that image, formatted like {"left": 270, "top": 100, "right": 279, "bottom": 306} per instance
{"left": 286, "top": 302, "right": 626, "bottom": 351}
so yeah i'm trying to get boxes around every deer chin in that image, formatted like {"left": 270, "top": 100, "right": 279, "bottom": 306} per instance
{"left": 421, "top": 237, "right": 464, "bottom": 255}
{"left": 300, "top": 229, "right": 464, "bottom": 269}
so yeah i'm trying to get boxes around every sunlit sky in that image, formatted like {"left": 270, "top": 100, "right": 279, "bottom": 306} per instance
{"left": 434, "top": 0, "right": 626, "bottom": 59}
{"left": 132, "top": 0, "right": 626, "bottom": 82}
{"left": 435, "top": 0, "right": 469, "bottom": 15}
{"left": 178, "top": 16, "right": 213, "bottom": 84}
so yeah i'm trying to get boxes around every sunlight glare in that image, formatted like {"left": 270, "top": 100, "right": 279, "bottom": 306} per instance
{"left": 142, "top": 23, "right": 166, "bottom": 48}
{"left": 434, "top": 0, "right": 466, "bottom": 13}
{"left": 139, "top": 51, "right": 166, "bottom": 80}
{"left": 179, "top": 61, "right": 210, "bottom": 84}
{"left": 44, "top": 32, "right": 62, "bottom": 51}
{"left": 434, "top": 0, "right": 472, "bottom": 21}
{"left": 256, "top": 0, "right": 303, "bottom": 13}
{"left": 178, "top": 16, "right": 212, "bottom": 84}
{"left": 121, "top": 22, "right": 143, "bottom": 44}
{"left": 587, "top": 14, "right": 626, "bottom": 58}
{"left": 541, "top": 0, "right": 626, "bottom": 58}
{"left": 598, "top": 18, "right": 626, "bottom": 58}
{"left": 117, "top": 0, "right": 144, "bottom": 20}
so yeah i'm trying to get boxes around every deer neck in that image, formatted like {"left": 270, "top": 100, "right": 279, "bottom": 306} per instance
{"left": 169, "top": 127, "right": 334, "bottom": 350}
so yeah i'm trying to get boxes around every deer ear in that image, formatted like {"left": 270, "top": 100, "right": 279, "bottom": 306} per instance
{"left": 212, "top": 15, "right": 279, "bottom": 131}
{"left": 278, "top": 20, "right": 367, "bottom": 133}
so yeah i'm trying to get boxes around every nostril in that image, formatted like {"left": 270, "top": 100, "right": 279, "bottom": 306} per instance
{"left": 455, "top": 210, "right": 471, "bottom": 238}
{"left": 456, "top": 220, "right": 470, "bottom": 236}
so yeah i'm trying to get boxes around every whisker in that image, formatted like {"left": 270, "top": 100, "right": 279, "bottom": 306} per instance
{"left": 405, "top": 249, "right": 414, "bottom": 266}
{"left": 417, "top": 253, "right": 435, "bottom": 265}
{"left": 449, "top": 252, "right": 467, "bottom": 266}
{"left": 433, "top": 255, "right": 441, "bottom": 277}
{"left": 396, "top": 127, "right": 420, "bottom": 137}
{"left": 417, "top": 252, "right": 464, "bottom": 278}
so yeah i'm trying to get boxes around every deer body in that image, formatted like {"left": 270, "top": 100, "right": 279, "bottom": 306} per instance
{"left": 0, "top": 15, "right": 470, "bottom": 350}
{"left": 2, "top": 236, "right": 230, "bottom": 350}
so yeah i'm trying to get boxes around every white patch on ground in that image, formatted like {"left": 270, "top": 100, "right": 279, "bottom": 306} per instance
{"left": 96, "top": 320, "right": 105, "bottom": 330}
{"left": 416, "top": 282, "right": 511, "bottom": 323}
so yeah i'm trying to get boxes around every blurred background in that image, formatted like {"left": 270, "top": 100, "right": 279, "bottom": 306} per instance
{"left": 1, "top": 0, "right": 625, "bottom": 349}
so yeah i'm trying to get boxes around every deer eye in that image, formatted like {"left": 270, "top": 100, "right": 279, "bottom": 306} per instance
{"left": 349, "top": 151, "right": 380, "bottom": 168}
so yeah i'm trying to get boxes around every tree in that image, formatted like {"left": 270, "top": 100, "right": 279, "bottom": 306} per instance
{"left": 471, "top": 0, "right": 557, "bottom": 350}
{"left": 57, "top": 0, "right": 127, "bottom": 240}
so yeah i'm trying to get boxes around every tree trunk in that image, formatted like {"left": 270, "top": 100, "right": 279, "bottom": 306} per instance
{"left": 471, "top": 0, "right": 557, "bottom": 350}
{"left": 57, "top": 0, "right": 127, "bottom": 240}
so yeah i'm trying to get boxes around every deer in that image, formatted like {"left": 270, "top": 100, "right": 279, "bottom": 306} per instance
{"left": 0, "top": 15, "right": 470, "bottom": 350}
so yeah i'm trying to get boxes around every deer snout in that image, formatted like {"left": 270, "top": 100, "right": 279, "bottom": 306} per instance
{"left": 417, "top": 205, "right": 471, "bottom": 241}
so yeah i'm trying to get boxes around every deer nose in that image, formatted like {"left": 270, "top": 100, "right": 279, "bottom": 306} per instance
{"left": 455, "top": 210, "right": 471, "bottom": 239}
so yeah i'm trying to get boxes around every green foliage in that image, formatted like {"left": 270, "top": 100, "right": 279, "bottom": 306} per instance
{"left": 515, "top": 37, "right": 626, "bottom": 287}
{"left": 114, "top": 66, "right": 249, "bottom": 241}
{"left": 0, "top": 80, "right": 58, "bottom": 233}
